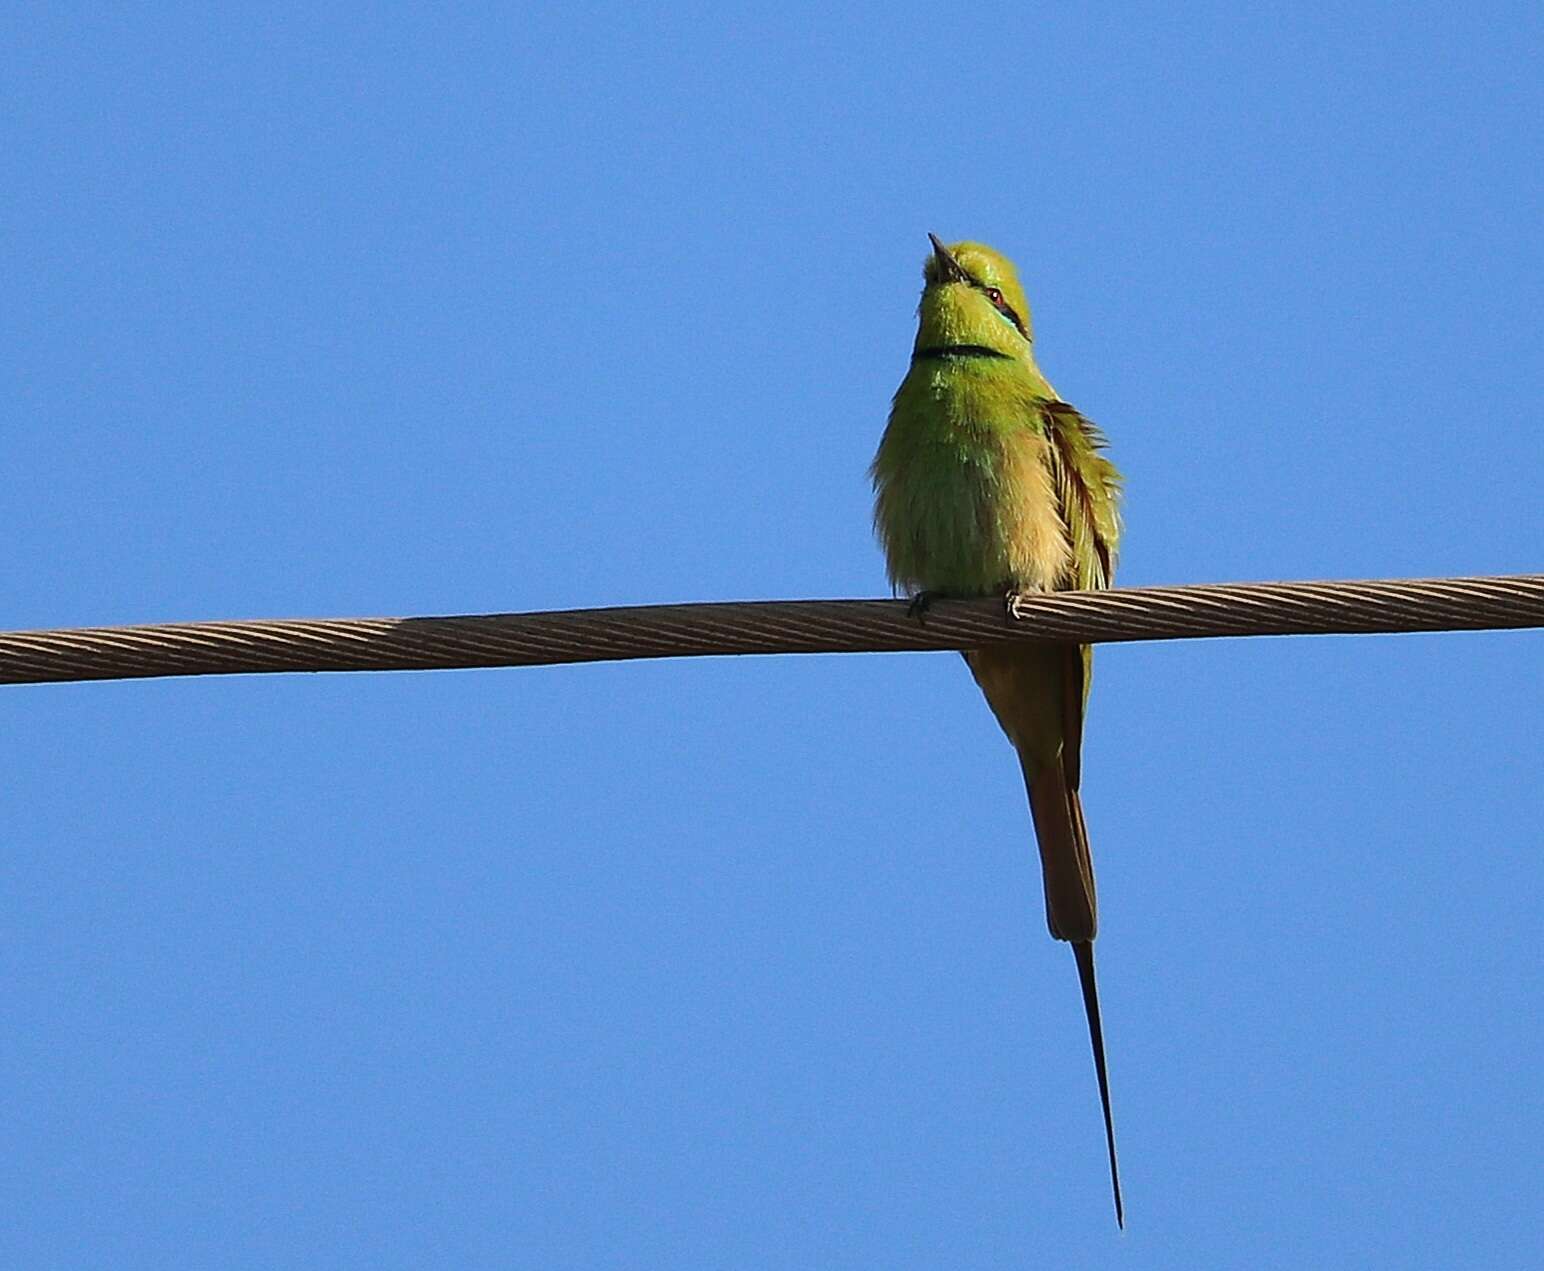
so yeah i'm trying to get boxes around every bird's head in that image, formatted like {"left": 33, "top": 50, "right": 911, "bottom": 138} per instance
{"left": 915, "top": 235, "right": 1034, "bottom": 357}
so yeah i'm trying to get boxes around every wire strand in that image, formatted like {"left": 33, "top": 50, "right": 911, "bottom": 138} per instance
{"left": 3, "top": 574, "right": 1541, "bottom": 686}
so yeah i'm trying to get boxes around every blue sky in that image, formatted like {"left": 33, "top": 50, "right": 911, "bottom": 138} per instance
{"left": 6, "top": 4, "right": 1542, "bottom": 1266}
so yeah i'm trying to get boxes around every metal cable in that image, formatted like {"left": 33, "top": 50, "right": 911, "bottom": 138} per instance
{"left": 3, "top": 574, "right": 1541, "bottom": 686}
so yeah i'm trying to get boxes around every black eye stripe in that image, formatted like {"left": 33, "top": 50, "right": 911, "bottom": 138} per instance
{"left": 966, "top": 274, "right": 1027, "bottom": 339}
{"left": 945, "top": 261, "right": 1029, "bottom": 340}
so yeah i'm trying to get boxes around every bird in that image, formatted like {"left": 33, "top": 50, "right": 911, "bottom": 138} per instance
{"left": 870, "top": 235, "right": 1125, "bottom": 1225}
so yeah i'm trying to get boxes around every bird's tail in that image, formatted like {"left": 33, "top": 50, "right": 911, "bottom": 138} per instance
{"left": 1020, "top": 754, "right": 1097, "bottom": 943}
{"left": 1073, "top": 940, "right": 1123, "bottom": 1227}
{"left": 1022, "top": 756, "right": 1123, "bottom": 1227}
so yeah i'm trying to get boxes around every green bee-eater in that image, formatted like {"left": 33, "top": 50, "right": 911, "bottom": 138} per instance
{"left": 871, "top": 236, "right": 1125, "bottom": 1225}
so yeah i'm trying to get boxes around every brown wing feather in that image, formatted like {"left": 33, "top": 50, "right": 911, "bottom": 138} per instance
{"left": 1044, "top": 400, "right": 1121, "bottom": 594}
{"left": 1042, "top": 401, "right": 1121, "bottom": 791}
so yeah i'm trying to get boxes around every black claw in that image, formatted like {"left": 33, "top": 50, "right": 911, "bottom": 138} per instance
{"left": 906, "top": 590, "right": 942, "bottom": 621}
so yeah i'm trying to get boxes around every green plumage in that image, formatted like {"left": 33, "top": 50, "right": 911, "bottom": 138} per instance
{"left": 871, "top": 237, "right": 1126, "bottom": 1225}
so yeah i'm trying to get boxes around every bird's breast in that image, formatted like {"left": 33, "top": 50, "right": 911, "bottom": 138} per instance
{"left": 876, "top": 367, "right": 1071, "bottom": 595}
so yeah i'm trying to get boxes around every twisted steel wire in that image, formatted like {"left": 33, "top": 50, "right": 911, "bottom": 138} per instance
{"left": 3, "top": 574, "right": 1541, "bottom": 687}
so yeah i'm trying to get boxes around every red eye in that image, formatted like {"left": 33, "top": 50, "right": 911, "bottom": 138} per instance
{"left": 987, "top": 288, "right": 1005, "bottom": 308}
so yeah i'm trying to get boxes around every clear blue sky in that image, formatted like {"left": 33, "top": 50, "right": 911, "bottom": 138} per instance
{"left": 6, "top": 4, "right": 1542, "bottom": 1266}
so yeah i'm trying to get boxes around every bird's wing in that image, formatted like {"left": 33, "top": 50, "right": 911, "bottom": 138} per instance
{"left": 1043, "top": 400, "right": 1123, "bottom": 789}
{"left": 1044, "top": 399, "right": 1122, "bottom": 593}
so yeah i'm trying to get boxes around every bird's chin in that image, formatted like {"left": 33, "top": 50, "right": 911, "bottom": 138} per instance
{"left": 917, "top": 293, "right": 1001, "bottom": 344}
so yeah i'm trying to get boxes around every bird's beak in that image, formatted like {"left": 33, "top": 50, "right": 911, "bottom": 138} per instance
{"left": 928, "top": 233, "right": 969, "bottom": 284}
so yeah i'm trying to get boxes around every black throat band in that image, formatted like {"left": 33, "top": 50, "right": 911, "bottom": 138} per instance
{"left": 911, "top": 344, "right": 1013, "bottom": 362}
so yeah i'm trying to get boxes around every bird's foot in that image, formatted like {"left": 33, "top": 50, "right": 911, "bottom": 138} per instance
{"left": 1001, "top": 582, "right": 1047, "bottom": 621}
{"left": 906, "top": 590, "right": 944, "bottom": 622}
